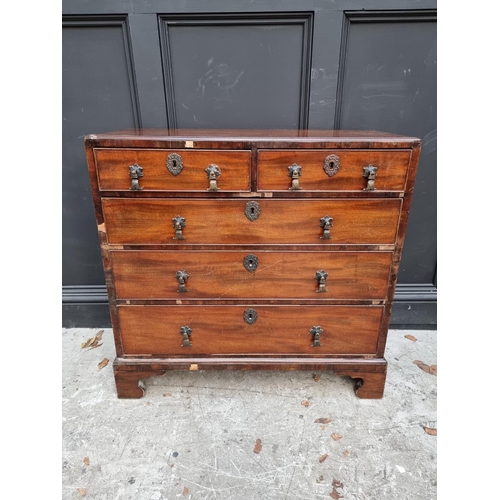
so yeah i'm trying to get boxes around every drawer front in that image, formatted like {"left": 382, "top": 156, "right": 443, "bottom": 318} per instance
{"left": 111, "top": 250, "right": 393, "bottom": 300}
{"left": 118, "top": 305, "right": 383, "bottom": 356}
{"left": 95, "top": 148, "right": 251, "bottom": 191}
{"left": 257, "top": 149, "right": 410, "bottom": 191}
{"left": 102, "top": 198, "right": 401, "bottom": 245}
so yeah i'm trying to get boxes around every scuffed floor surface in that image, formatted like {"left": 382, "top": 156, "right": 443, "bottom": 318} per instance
{"left": 62, "top": 329, "right": 437, "bottom": 500}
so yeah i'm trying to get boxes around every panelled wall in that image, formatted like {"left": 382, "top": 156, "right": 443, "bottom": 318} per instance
{"left": 62, "top": 1, "right": 437, "bottom": 328}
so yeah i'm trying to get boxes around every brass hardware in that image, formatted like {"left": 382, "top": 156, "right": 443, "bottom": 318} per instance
{"left": 363, "top": 164, "right": 378, "bottom": 190}
{"left": 245, "top": 201, "right": 261, "bottom": 221}
{"left": 166, "top": 153, "right": 183, "bottom": 176}
{"left": 129, "top": 163, "right": 144, "bottom": 190}
{"left": 315, "top": 270, "right": 328, "bottom": 293}
{"left": 243, "top": 308, "right": 258, "bottom": 325}
{"left": 243, "top": 254, "right": 259, "bottom": 272}
{"left": 175, "top": 270, "right": 189, "bottom": 293}
{"left": 310, "top": 325, "right": 323, "bottom": 347}
{"left": 288, "top": 163, "right": 302, "bottom": 190}
{"left": 319, "top": 215, "right": 333, "bottom": 240}
{"left": 180, "top": 326, "right": 192, "bottom": 347}
{"left": 205, "top": 164, "right": 221, "bottom": 191}
{"left": 172, "top": 215, "right": 186, "bottom": 240}
{"left": 323, "top": 154, "right": 340, "bottom": 177}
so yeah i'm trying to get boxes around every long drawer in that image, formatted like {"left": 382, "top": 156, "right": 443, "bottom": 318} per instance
{"left": 111, "top": 250, "right": 393, "bottom": 300}
{"left": 102, "top": 198, "right": 402, "bottom": 245}
{"left": 95, "top": 148, "right": 252, "bottom": 191}
{"left": 118, "top": 305, "right": 383, "bottom": 356}
{"left": 257, "top": 149, "right": 411, "bottom": 192}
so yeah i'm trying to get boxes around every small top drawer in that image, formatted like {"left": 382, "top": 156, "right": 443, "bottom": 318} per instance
{"left": 257, "top": 149, "right": 410, "bottom": 192}
{"left": 94, "top": 148, "right": 251, "bottom": 192}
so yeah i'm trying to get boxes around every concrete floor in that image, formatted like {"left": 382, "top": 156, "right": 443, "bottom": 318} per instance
{"left": 62, "top": 328, "right": 437, "bottom": 500}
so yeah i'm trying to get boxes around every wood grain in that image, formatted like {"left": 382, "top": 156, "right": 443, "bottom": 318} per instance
{"left": 95, "top": 148, "right": 251, "bottom": 191}
{"left": 257, "top": 149, "right": 410, "bottom": 191}
{"left": 102, "top": 198, "right": 402, "bottom": 245}
{"left": 117, "top": 304, "right": 383, "bottom": 356}
{"left": 110, "top": 250, "right": 393, "bottom": 300}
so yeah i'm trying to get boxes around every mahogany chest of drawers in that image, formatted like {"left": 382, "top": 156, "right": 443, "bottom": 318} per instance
{"left": 84, "top": 129, "right": 421, "bottom": 399}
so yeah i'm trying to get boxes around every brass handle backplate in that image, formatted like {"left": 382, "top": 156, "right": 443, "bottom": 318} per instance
{"left": 315, "top": 270, "right": 328, "bottom": 293}
{"left": 172, "top": 215, "right": 186, "bottom": 240}
{"left": 180, "top": 326, "right": 192, "bottom": 347}
{"left": 363, "top": 164, "right": 378, "bottom": 190}
{"left": 288, "top": 163, "right": 302, "bottom": 190}
{"left": 129, "top": 163, "right": 144, "bottom": 190}
{"left": 310, "top": 325, "right": 323, "bottom": 347}
{"left": 205, "top": 164, "right": 221, "bottom": 191}
{"left": 319, "top": 215, "right": 333, "bottom": 240}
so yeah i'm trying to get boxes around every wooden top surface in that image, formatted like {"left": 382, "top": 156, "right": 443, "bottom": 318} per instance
{"left": 85, "top": 129, "right": 421, "bottom": 149}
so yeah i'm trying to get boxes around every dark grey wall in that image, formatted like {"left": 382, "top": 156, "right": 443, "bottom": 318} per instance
{"left": 62, "top": 1, "right": 437, "bottom": 328}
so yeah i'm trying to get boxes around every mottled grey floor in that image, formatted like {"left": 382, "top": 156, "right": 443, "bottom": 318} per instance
{"left": 62, "top": 328, "right": 437, "bottom": 500}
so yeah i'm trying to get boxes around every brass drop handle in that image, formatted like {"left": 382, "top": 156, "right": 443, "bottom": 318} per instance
{"left": 175, "top": 270, "right": 189, "bottom": 293}
{"left": 205, "top": 164, "right": 221, "bottom": 191}
{"left": 363, "top": 164, "right": 378, "bottom": 191}
{"left": 180, "top": 326, "right": 192, "bottom": 347}
{"left": 129, "top": 163, "right": 144, "bottom": 190}
{"left": 315, "top": 270, "right": 328, "bottom": 293}
{"left": 288, "top": 163, "right": 302, "bottom": 190}
{"left": 172, "top": 215, "right": 186, "bottom": 240}
{"left": 319, "top": 215, "right": 333, "bottom": 240}
{"left": 310, "top": 325, "right": 323, "bottom": 347}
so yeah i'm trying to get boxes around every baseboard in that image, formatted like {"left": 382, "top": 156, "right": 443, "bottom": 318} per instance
{"left": 62, "top": 284, "right": 437, "bottom": 329}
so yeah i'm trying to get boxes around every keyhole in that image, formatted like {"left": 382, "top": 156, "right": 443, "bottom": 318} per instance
{"left": 172, "top": 160, "right": 177, "bottom": 167}
{"left": 329, "top": 162, "right": 334, "bottom": 168}
{"left": 251, "top": 207, "right": 255, "bottom": 214}
{"left": 249, "top": 260, "right": 254, "bottom": 266}
{"left": 248, "top": 314, "right": 253, "bottom": 319}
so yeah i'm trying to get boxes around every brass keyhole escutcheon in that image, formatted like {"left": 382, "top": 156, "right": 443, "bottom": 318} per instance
{"left": 243, "top": 254, "right": 258, "bottom": 272}
{"left": 323, "top": 154, "right": 340, "bottom": 177}
{"left": 166, "top": 153, "right": 183, "bottom": 176}
{"left": 243, "top": 308, "right": 258, "bottom": 325}
{"left": 245, "top": 201, "right": 261, "bottom": 221}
